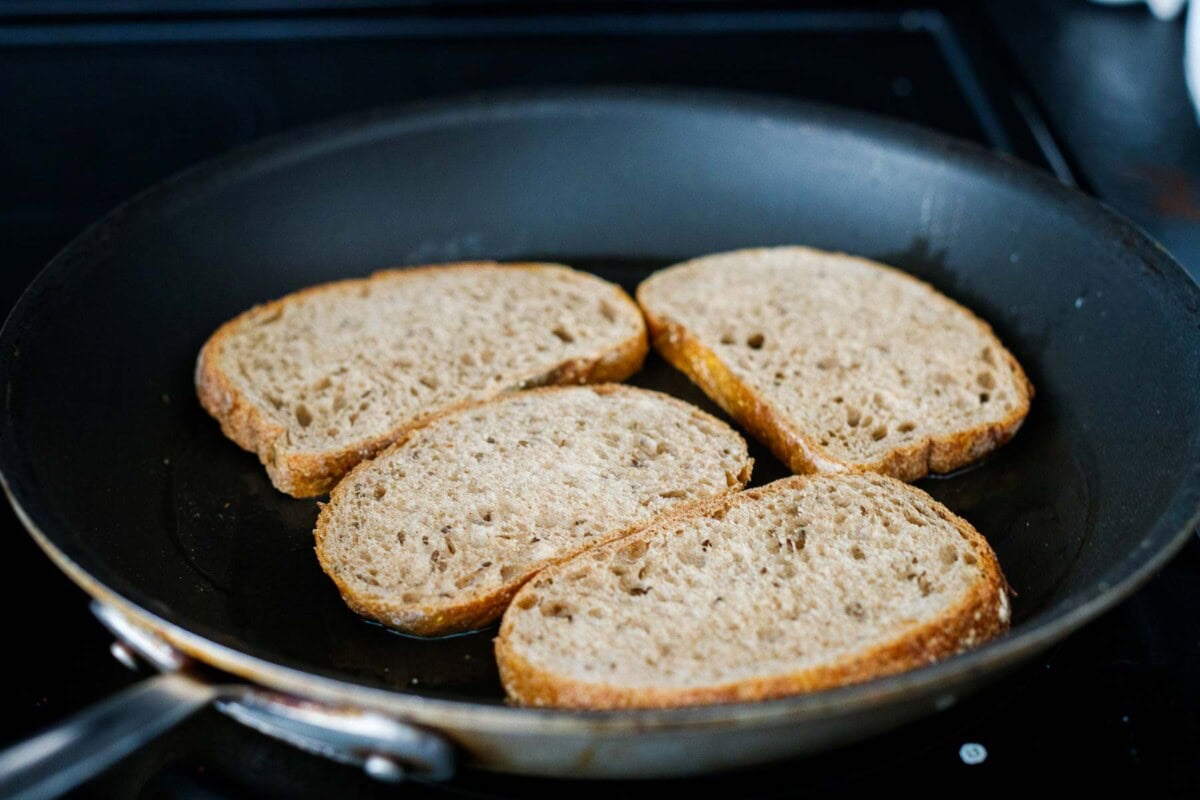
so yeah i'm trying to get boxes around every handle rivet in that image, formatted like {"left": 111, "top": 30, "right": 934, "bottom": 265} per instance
{"left": 363, "top": 754, "right": 406, "bottom": 783}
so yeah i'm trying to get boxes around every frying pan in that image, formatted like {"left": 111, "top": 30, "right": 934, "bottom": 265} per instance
{"left": 1, "top": 89, "right": 1199, "bottom": 796}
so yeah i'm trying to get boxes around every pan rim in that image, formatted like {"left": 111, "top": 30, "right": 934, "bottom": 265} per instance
{"left": 2, "top": 86, "right": 1199, "bottom": 732}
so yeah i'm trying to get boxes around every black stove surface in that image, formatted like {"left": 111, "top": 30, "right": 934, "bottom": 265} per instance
{"left": 2, "top": 4, "right": 1197, "bottom": 797}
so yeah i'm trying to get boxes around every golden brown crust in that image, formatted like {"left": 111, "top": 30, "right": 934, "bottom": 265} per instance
{"left": 313, "top": 384, "right": 754, "bottom": 637}
{"left": 636, "top": 247, "right": 1034, "bottom": 483}
{"left": 196, "top": 262, "right": 649, "bottom": 498}
{"left": 495, "top": 475, "right": 1011, "bottom": 709}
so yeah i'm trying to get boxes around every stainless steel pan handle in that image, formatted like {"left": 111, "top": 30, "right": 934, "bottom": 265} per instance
{"left": 0, "top": 603, "right": 455, "bottom": 798}
{"left": 0, "top": 670, "right": 225, "bottom": 800}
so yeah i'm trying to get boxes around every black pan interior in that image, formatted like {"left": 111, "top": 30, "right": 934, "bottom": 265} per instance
{"left": 2, "top": 92, "right": 1198, "bottom": 705}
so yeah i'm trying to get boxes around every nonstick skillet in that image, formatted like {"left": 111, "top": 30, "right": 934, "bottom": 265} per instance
{"left": 1, "top": 90, "right": 1199, "bottom": 797}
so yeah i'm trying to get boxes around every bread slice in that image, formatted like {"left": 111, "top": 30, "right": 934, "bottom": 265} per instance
{"left": 314, "top": 384, "right": 753, "bottom": 636}
{"left": 637, "top": 246, "right": 1033, "bottom": 482}
{"left": 496, "top": 473, "right": 1010, "bottom": 709}
{"left": 197, "top": 262, "right": 648, "bottom": 497}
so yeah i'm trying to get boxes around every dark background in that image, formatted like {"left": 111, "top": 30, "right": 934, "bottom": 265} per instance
{"left": 1, "top": 1, "right": 1198, "bottom": 796}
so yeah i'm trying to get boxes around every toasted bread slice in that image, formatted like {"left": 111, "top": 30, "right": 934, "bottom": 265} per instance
{"left": 197, "top": 262, "right": 647, "bottom": 497}
{"left": 637, "top": 246, "right": 1032, "bottom": 482}
{"left": 314, "top": 385, "right": 752, "bottom": 636}
{"left": 496, "top": 473, "right": 1010, "bottom": 709}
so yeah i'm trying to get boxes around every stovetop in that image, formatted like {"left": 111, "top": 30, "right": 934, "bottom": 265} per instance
{"left": 2, "top": 3, "right": 1198, "bottom": 797}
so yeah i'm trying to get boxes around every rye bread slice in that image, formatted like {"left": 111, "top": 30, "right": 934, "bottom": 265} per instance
{"left": 496, "top": 473, "right": 1010, "bottom": 709}
{"left": 314, "top": 385, "right": 752, "bottom": 636}
{"left": 197, "top": 262, "right": 647, "bottom": 497}
{"left": 636, "top": 246, "right": 1033, "bottom": 482}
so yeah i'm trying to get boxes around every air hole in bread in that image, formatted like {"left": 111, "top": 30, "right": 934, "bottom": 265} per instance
{"left": 373, "top": 485, "right": 386, "bottom": 500}
{"left": 898, "top": 421, "right": 916, "bottom": 433}
{"left": 906, "top": 570, "right": 934, "bottom": 596}
{"left": 516, "top": 594, "right": 538, "bottom": 610}
{"left": 758, "top": 626, "right": 782, "bottom": 643}
{"left": 295, "top": 404, "right": 313, "bottom": 427}
{"left": 963, "top": 551, "right": 978, "bottom": 566}
{"left": 850, "top": 545, "right": 866, "bottom": 560}
{"left": 746, "top": 333, "right": 765, "bottom": 349}
{"left": 552, "top": 326, "right": 575, "bottom": 344}
{"left": 541, "top": 600, "right": 574, "bottom": 619}
{"left": 871, "top": 424, "right": 888, "bottom": 441}
{"left": 979, "top": 393, "right": 991, "bottom": 404}
{"left": 619, "top": 540, "right": 649, "bottom": 561}
{"left": 500, "top": 564, "right": 522, "bottom": 582}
